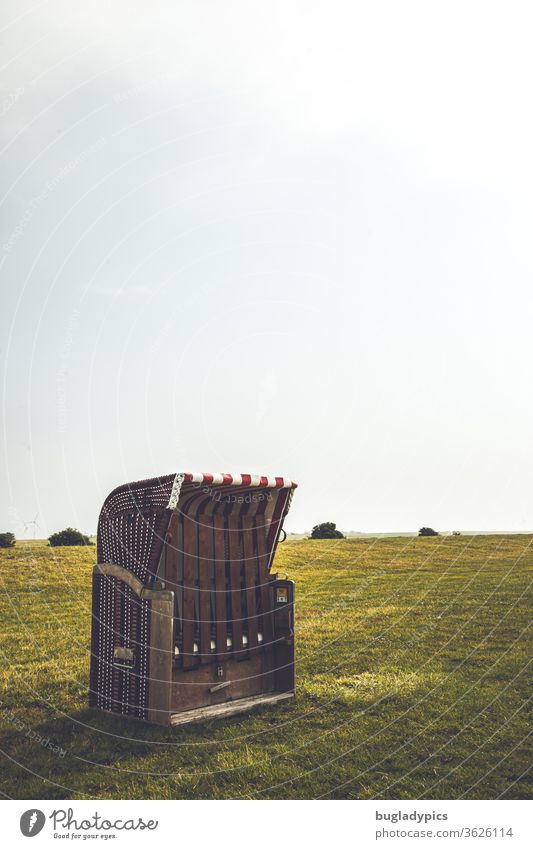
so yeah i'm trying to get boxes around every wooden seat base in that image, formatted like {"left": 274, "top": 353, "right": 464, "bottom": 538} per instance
{"left": 169, "top": 690, "right": 294, "bottom": 726}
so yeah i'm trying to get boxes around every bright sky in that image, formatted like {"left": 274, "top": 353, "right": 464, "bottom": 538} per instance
{"left": 1, "top": 1, "right": 532, "bottom": 537}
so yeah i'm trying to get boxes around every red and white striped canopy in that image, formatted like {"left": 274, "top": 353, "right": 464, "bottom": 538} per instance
{"left": 180, "top": 472, "right": 297, "bottom": 488}
{"left": 166, "top": 472, "right": 297, "bottom": 512}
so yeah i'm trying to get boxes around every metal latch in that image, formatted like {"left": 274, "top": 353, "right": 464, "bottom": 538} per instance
{"left": 209, "top": 680, "right": 231, "bottom": 694}
{"left": 113, "top": 646, "right": 134, "bottom": 667}
{"left": 276, "top": 586, "right": 288, "bottom": 603}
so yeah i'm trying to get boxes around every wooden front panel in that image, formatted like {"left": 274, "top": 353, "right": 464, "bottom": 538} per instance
{"left": 146, "top": 591, "right": 175, "bottom": 725}
{"left": 171, "top": 654, "right": 268, "bottom": 713}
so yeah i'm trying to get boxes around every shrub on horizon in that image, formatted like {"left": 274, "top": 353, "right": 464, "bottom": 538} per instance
{"left": 48, "top": 527, "right": 92, "bottom": 547}
{"left": 310, "top": 522, "right": 345, "bottom": 539}
{"left": 418, "top": 527, "right": 439, "bottom": 537}
{"left": 0, "top": 532, "right": 16, "bottom": 548}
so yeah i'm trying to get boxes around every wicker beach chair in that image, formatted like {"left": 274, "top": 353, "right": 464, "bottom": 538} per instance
{"left": 89, "top": 472, "right": 297, "bottom": 725}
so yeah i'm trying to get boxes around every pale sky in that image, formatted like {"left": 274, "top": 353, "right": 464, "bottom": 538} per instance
{"left": 1, "top": 1, "right": 532, "bottom": 537}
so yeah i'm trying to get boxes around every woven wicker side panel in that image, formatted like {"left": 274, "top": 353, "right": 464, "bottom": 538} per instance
{"left": 97, "top": 474, "right": 175, "bottom": 583}
{"left": 90, "top": 572, "right": 151, "bottom": 719}
{"left": 93, "top": 476, "right": 174, "bottom": 718}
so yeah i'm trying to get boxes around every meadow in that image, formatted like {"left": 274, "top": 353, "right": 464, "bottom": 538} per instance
{"left": 0, "top": 535, "right": 531, "bottom": 800}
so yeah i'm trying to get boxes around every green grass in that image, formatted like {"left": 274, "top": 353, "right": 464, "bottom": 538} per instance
{"left": 0, "top": 535, "right": 531, "bottom": 799}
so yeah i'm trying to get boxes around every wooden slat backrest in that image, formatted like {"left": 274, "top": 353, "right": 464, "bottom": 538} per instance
{"left": 241, "top": 517, "right": 259, "bottom": 652}
{"left": 198, "top": 517, "right": 214, "bottom": 662}
{"left": 255, "top": 516, "right": 274, "bottom": 648}
{"left": 182, "top": 515, "right": 198, "bottom": 669}
{"left": 161, "top": 488, "right": 290, "bottom": 666}
{"left": 228, "top": 518, "right": 244, "bottom": 655}
{"left": 213, "top": 514, "right": 228, "bottom": 659}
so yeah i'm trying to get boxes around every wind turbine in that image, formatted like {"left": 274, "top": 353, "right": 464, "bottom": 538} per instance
{"left": 24, "top": 514, "right": 40, "bottom": 539}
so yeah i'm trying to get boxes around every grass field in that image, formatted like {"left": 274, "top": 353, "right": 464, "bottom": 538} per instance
{"left": 0, "top": 535, "right": 531, "bottom": 800}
